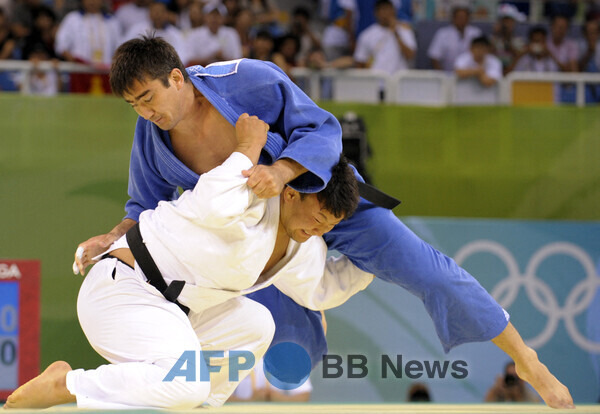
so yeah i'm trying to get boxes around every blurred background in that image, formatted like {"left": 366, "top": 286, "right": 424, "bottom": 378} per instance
{"left": 0, "top": 0, "right": 599, "bottom": 406}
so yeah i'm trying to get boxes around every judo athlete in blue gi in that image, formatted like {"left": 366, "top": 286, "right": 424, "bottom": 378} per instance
{"left": 73, "top": 36, "right": 573, "bottom": 408}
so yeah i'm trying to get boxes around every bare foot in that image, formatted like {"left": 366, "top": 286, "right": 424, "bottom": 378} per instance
{"left": 516, "top": 358, "right": 575, "bottom": 409}
{"left": 4, "top": 361, "right": 75, "bottom": 409}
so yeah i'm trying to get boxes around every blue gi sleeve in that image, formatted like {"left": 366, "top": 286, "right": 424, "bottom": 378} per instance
{"left": 124, "top": 118, "right": 180, "bottom": 221}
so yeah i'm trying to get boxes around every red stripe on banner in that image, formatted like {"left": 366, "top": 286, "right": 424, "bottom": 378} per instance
{"left": 0, "top": 259, "right": 40, "bottom": 400}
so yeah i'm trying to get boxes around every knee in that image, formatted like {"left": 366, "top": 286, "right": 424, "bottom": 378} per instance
{"left": 243, "top": 301, "right": 276, "bottom": 349}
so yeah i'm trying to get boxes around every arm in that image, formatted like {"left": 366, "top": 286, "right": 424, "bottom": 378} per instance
{"left": 214, "top": 59, "right": 343, "bottom": 197}
{"left": 393, "top": 23, "right": 416, "bottom": 61}
{"left": 274, "top": 245, "right": 374, "bottom": 311}
{"left": 73, "top": 218, "right": 136, "bottom": 275}
{"left": 579, "top": 42, "right": 596, "bottom": 71}
{"left": 491, "top": 322, "right": 574, "bottom": 408}
{"left": 168, "top": 113, "right": 268, "bottom": 227}
{"left": 427, "top": 30, "right": 445, "bottom": 70}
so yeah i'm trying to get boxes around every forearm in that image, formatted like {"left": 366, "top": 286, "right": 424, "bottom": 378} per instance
{"left": 272, "top": 158, "right": 308, "bottom": 185}
{"left": 394, "top": 33, "right": 415, "bottom": 60}
{"left": 109, "top": 218, "right": 137, "bottom": 241}
{"left": 455, "top": 68, "right": 481, "bottom": 78}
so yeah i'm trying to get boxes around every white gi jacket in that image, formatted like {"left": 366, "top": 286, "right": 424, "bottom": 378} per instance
{"left": 111, "top": 152, "right": 373, "bottom": 314}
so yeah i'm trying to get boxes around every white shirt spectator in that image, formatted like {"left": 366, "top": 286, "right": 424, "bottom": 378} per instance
{"left": 122, "top": 22, "right": 189, "bottom": 65}
{"left": 513, "top": 54, "right": 559, "bottom": 72}
{"left": 114, "top": 2, "right": 150, "bottom": 35}
{"left": 428, "top": 24, "right": 482, "bottom": 72}
{"left": 454, "top": 50, "right": 503, "bottom": 81}
{"left": 186, "top": 25, "right": 243, "bottom": 63}
{"left": 55, "top": 11, "right": 121, "bottom": 65}
{"left": 354, "top": 22, "right": 416, "bottom": 74}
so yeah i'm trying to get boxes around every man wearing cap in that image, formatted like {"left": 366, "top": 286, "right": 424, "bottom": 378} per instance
{"left": 185, "top": 2, "right": 242, "bottom": 66}
{"left": 491, "top": 3, "right": 526, "bottom": 75}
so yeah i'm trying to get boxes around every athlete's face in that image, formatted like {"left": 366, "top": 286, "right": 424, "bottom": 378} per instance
{"left": 122, "top": 69, "right": 185, "bottom": 130}
{"left": 279, "top": 188, "right": 343, "bottom": 243}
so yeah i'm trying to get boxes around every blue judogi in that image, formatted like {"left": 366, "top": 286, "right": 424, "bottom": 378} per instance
{"left": 124, "top": 59, "right": 508, "bottom": 375}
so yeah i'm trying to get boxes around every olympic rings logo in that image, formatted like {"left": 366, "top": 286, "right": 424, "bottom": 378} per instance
{"left": 454, "top": 241, "right": 600, "bottom": 353}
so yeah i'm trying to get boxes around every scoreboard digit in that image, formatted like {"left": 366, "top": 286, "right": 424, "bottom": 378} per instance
{"left": 0, "top": 260, "right": 40, "bottom": 401}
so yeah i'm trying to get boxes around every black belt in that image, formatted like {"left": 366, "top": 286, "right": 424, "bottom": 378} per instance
{"left": 126, "top": 223, "right": 190, "bottom": 315}
{"left": 357, "top": 181, "right": 401, "bottom": 210}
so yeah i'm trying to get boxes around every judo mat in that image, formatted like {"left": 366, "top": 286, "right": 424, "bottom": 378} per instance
{"left": 3, "top": 404, "right": 600, "bottom": 413}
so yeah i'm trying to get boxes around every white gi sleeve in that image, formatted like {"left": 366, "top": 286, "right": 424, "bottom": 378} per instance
{"left": 170, "top": 151, "right": 259, "bottom": 227}
{"left": 274, "top": 242, "right": 374, "bottom": 311}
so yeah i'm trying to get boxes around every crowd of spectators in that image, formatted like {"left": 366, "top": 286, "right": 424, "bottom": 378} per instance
{"left": 0, "top": 0, "right": 599, "bottom": 97}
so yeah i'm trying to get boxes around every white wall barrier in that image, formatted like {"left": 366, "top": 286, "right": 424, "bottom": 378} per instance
{"left": 1, "top": 60, "right": 600, "bottom": 106}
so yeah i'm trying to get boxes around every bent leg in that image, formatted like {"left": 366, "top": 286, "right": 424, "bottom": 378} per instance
{"left": 246, "top": 285, "right": 327, "bottom": 370}
{"left": 69, "top": 259, "right": 210, "bottom": 409}
{"left": 189, "top": 296, "right": 276, "bottom": 407}
{"left": 324, "top": 199, "right": 509, "bottom": 352}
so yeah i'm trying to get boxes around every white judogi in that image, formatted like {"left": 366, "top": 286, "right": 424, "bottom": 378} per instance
{"left": 67, "top": 152, "right": 373, "bottom": 409}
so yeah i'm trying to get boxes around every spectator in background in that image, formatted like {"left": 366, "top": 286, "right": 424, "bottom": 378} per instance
{"left": 187, "top": 0, "right": 203, "bottom": 30}
{"left": 491, "top": 3, "right": 526, "bottom": 75}
{"left": 321, "top": 0, "right": 355, "bottom": 61}
{"left": 186, "top": 2, "right": 242, "bottom": 66}
{"left": 407, "top": 383, "right": 432, "bottom": 402}
{"left": 123, "top": 1, "right": 188, "bottom": 64}
{"left": 167, "top": 0, "right": 193, "bottom": 33}
{"left": 55, "top": 0, "right": 120, "bottom": 93}
{"left": 114, "top": 0, "right": 151, "bottom": 35}
{"left": 0, "top": 7, "right": 16, "bottom": 59}
{"left": 11, "top": 0, "right": 43, "bottom": 42}
{"left": 55, "top": 0, "right": 120, "bottom": 66}
{"left": 513, "top": 26, "right": 559, "bottom": 72}
{"left": 543, "top": 0, "right": 578, "bottom": 22}
{"left": 485, "top": 361, "right": 541, "bottom": 403}
{"left": 289, "top": 7, "right": 321, "bottom": 66}
{"left": 249, "top": 29, "right": 274, "bottom": 61}
{"left": 353, "top": 0, "right": 416, "bottom": 74}
{"left": 579, "top": 17, "right": 600, "bottom": 103}
{"left": 455, "top": 35, "right": 502, "bottom": 87}
{"left": 234, "top": 7, "right": 255, "bottom": 58}
{"left": 223, "top": 0, "right": 240, "bottom": 27}
{"left": 16, "top": 43, "right": 61, "bottom": 95}
{"left": 428, "top": 2, "right": 481, "bottom": 72}
{"left": 22, "top": 6, "right": 58, "bottom": 61}
{"left": 547, "top": 14, "right": 579, "bottom": 72}
{"left": 354, "top": 0, "right": 412, "bottom": 39}
{"left": 271, "top": 33, "right": 300, "bottom": 77}
{"left": 249, "top": 0, "right": 282, "bottom": 36}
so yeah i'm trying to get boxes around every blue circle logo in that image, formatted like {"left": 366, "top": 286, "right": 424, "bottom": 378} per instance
{"left": 263, "top": 342, "right": 312, "bottom": 390}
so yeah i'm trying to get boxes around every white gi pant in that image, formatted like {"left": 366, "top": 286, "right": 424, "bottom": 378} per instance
{"left": 66, "top": 258, "right": 275, "bottom": 409}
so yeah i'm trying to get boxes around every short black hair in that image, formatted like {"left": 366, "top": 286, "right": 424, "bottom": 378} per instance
{"left": 110, "top": 34, "right": 189, "bottom": 97}
{"left": 528, "top": 25, "right": 548, "bottom": 40}
{"left": 255, "top": 29, "right": 273, "bottom": 41}
{"left": 375, "top": 0, "right": 393, "bottom": 10}
{"left": 293, "top": 6, "right": 310, "bottom": 20}
{"left": 471, "top": 35, "right": 491, "bottom": 47}
{"left": 303, "top": 155, "right": 359, "bottom": 219}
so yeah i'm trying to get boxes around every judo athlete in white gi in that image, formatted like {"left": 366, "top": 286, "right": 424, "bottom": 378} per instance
{"left": 4, "top": 114, "right": 373, "bottom": 410}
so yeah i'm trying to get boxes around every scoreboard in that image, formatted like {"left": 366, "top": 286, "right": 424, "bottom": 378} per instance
{"left": 0, "top": 260, "right": 39, "bottom": 401}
